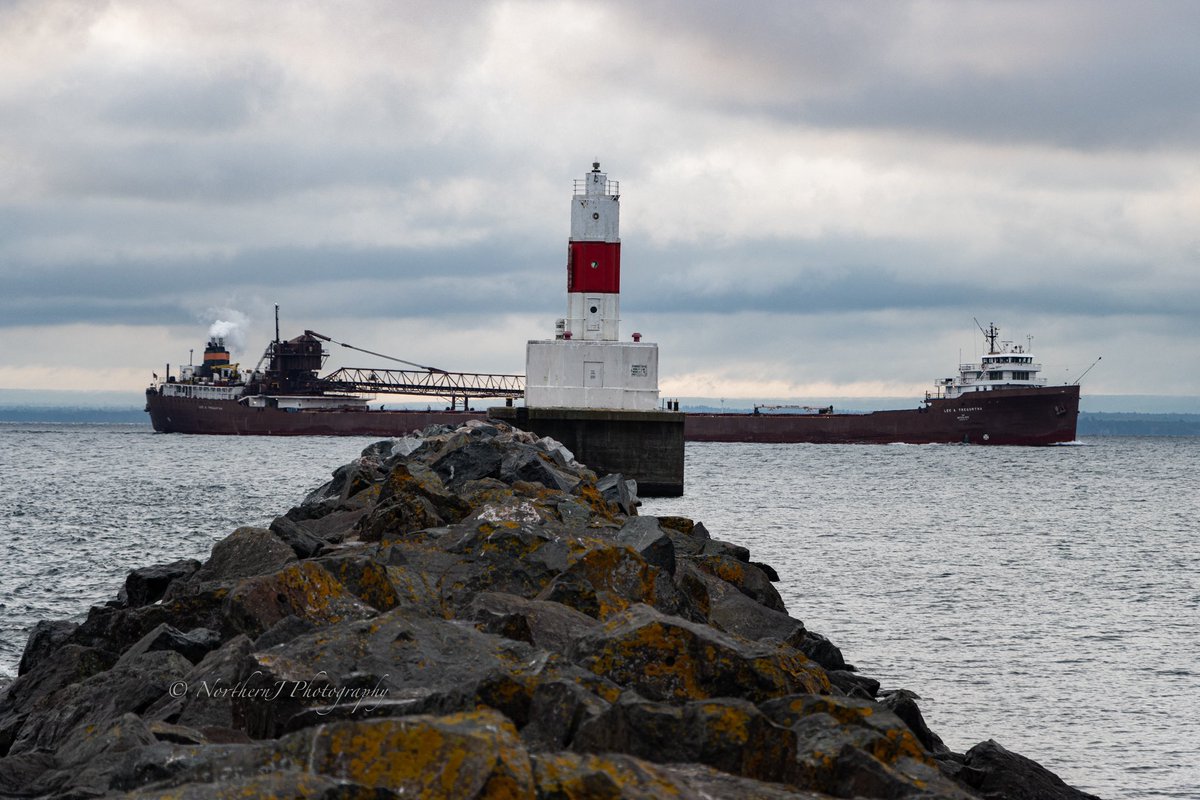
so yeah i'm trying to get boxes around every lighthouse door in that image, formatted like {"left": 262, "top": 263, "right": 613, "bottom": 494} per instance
{"left": 585, "top": 296, "right": 602, "bottom": 333}
{"left": 584, "top": 361, "right": 604, "bottom": 387}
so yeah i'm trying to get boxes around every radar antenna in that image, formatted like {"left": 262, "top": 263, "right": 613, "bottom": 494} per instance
{"left": 974, "top": 318, "right": 1000, "bottom": 354}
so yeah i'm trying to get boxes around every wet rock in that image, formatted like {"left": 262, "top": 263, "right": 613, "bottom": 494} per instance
{"left": 466, "top": 591, "right": 601, "bottom": 657}
{"left": 268, "top": 515, "right": 327, "bottom": 558}
{"left": 616, "top": 516, "right": 676, "bottom": 576}
{"left": 521, "top": 678, "right": 611, "bottom": 751}
{"left": 0, "top": 643, "right": 119, "bottom": 756}
{"left": 751, "top": 559, "right": 781, "bottom": 581}
{"left": 188, "top": 526, "right": 297, "bottom": 584}
{"left": 700, "top": 538, "right": 751, "bottom": 562}
{"left": 8, "top": 649, "right": 191, "bottom": 758}
{"left": 252, "top": 615, "right": 316, "bottom": 650}
{"left": 122, "top": 559, "right": 202, "bottom": 608}
{"left": 957, "top": 739, "right": 1103, "bottom": 800}
{"left": 116, "top": 623, "right": 222, "bottom": 667}
{"left": 432, "top": 439, "right": 503, "bottom": 489}
{"left": 879, "top": 687, "right": 948, "bottom": 754}
{"left": 796, "top": 630, "right": 851, "bottom": 672}
{"left": 15, "top": 619, "right": 79, "bottom": 677}
{"left": 681, "top": 563, "right": 805, "bottom": 645}
{"left": 688, "top": 554, "right": 787, "bottom": 613}
{"left": 143, "top": 635, "right": 258, "bottom": 731}
{"left": 828, "top": 669, "right": 880, "bottom": 699}
{"left": 596, "top": 473, "right": 639, "bottom": 515}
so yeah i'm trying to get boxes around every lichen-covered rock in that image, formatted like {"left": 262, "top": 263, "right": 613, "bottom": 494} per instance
{"left": 314, "top": 549, "right": 403, "bottom": 612}
{"left": 569, "top": 604, "right": 830, "bottom": 703}
{"left": 538, "top": 543, "right": 679, "bottom": 621}
{"left": 223, "top": 561, "right": 377, "bottom": 637}
{"left": 616, "top": 516, "right": 676, "bottom": 576}
{"left": 687, "top": 553, "right": 787, "bottom": 613}
{"left": 532, "top": 751, "right": 823, "bottom": 800}
{"left": 466, "top": 591, "right": 601, "bottom": 657}
{"left": 357, "top": 462, "right": 471, "bottom": 542}
{"left": 284, "top": 709, "right": 535, "bottom": 797}
{"left": 680, "top": 562, "right": 805, "bottom": 646}
{"left": 572, "top": 693, "right": 798, "bottom": 784}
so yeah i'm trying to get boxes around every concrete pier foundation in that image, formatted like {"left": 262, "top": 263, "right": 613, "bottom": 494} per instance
{"left": 489, "top": 406, "right": 684, "bottom": 496}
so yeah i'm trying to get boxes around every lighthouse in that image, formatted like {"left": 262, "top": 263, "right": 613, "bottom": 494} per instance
{"left": 494, "top": 161, "right": 681, "bottom": 495}
{"left": 524, "top": 162, "right": 660, "bottom": 411}
{"left": 565, "top": 162, "right": 621, "bottom": 341}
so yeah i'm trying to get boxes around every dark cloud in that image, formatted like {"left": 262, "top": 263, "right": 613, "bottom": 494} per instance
{"left": 800, "top": 50, "right": 1200, "bottom": 150}
{"left": 97, "top": 57, "right": 285, "bottom": 133}
{"left": 0, "top": 238, "right": 562, "bottom": 326}
{"left": 623, "top": 239, "right": 1197, "bottom": 318}
{"left": 619, "top": 0, "right": 1200, "bottom": 150}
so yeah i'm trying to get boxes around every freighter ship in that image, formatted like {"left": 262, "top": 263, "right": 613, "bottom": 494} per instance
{"left": 684, "top": 322, "right": 1079, "bottom": 446}
{"left": 146, "top": 321, "right": 1078, "bottom": 444}
{"left": 144, "top": 319, "right": 520, "bottom": 436}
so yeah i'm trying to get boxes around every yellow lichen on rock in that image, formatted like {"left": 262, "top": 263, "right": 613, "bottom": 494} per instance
{"left": 305, "top": 710, "right": 534, "bottom": 797}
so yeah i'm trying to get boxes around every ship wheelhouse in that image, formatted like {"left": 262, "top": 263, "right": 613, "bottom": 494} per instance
{"left": 935, "top": 323, "right": 1048, "bottom": 400}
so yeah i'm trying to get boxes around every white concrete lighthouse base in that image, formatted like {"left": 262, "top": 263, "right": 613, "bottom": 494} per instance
{"left": 524, "top": 339, "right": 659, "bottom": 411}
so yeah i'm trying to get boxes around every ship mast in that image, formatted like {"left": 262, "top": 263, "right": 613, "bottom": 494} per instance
{"left": 974, "top": 318, "right": 1000, "bottom": 355}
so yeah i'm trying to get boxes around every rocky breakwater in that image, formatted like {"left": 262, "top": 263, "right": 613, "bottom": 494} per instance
{"left": 0, "top": 420, "right": 1099, "bottom": 799}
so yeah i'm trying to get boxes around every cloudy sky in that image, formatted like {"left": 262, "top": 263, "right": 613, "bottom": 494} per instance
{"left": 2, "top": 0, "right": 1198, "bottom": 408}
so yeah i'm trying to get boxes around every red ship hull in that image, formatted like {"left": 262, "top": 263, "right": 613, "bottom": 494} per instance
{"left": 146, "top": 392, "right": 487, "bottom": 436}
{"left": 148, "top": 385, "right": 1078, "bottom": 445}
{"left": 683, "top": 385, "right": 1080, "bottom": 446}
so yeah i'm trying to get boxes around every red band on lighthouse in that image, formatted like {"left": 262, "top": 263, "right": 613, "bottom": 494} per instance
{"left": 568, "top": 242, "right": 621, "bottom": 294}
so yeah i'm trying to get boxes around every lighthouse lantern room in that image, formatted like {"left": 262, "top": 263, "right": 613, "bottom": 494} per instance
{"left": 525, "top": 162, "right": 660, "bottom": 411}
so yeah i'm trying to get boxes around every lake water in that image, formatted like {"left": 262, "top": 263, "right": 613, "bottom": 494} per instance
{"left": 1, "top": 423, "right": 1196, "bottom": 798}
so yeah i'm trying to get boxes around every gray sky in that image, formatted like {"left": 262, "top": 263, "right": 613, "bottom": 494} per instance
{"left": 3, "top": 0, "right": 1198, "bottom": 403}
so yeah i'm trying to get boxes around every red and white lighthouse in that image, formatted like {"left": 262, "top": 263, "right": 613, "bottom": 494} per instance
{"left": 525, "top": 162, "right": 660, "bottom": 411}
{"left": 565, "top": 162, "right": 621, "bottom": 341}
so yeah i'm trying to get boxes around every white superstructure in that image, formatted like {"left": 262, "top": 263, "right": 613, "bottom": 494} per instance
{"left": 937, "top": 323, "right": 1048, "bottom": 399}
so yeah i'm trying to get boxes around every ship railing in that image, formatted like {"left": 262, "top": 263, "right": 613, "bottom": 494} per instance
{"left": 573, "top": 178, "right": 619, "bottom": 196}
{"left": 321, "top": 367, "right": 525, "bottom": 399}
